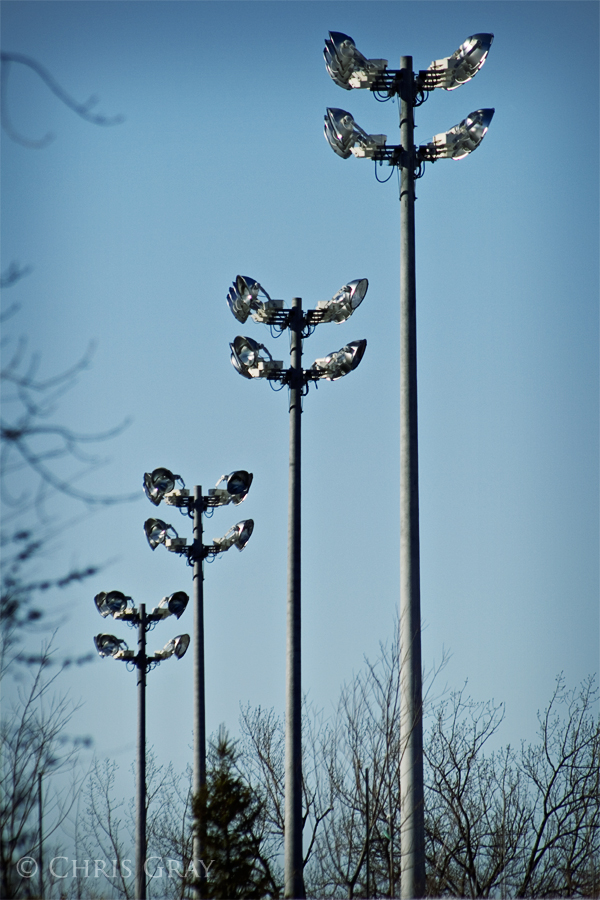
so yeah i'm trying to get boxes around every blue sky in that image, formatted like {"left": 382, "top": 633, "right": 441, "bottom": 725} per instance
{"left": 2, "top": 0, "right": 598, "bottom": 790}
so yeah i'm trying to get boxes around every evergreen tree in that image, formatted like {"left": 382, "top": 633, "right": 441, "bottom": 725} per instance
{"left": 194, "top": 726, "right": 278, "bottom": 899}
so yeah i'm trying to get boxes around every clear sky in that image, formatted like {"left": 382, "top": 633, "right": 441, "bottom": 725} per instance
{"left": 2, "top": 0, "right": 598, "bottom": 794}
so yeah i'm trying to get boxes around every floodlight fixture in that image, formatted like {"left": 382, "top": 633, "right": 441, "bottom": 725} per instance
{"left": 154, "top": 633, "right": 190, "bottom": 660}
{"left": 419, "top": 108, "right": 494, "bottom": 161}
{"left": 311, "top": 339, "right": 367, "bottom": 381}
{"left": 423, "top": 33, "right": 494, "bottom": 91}
{"left": 227, "top": 276, "right": 284, "bottom": 325}
{"left": 316, "top": 278, "right": 369, "bottom": 324}
{"left": 324, "top": 108, "right": 387, "bottom": 160}
{"left": 156, "top": 591, "right": 189, "bottom": 619}
{"left": 144, "top": 517, "right": 187, "bottom": 552}
{"left": 208, "top": 470, "right": 253, "bottom": 506}
{"left": 212, "top": 519, "right": 254, "bottom": 552}
{"left": 94, "top": 590, "right": 131, "bottom": 618}
{"left": 230, "top": 336, "right": 283, "bottom": 379}
{"left": 94, "top": 633, "right": 133, "bottom": 660}
{"left": 143, "top": 467, "right": 183, "bottom": 506}
{"left": 324, "top": 31, "right": 388, "bottom": 90}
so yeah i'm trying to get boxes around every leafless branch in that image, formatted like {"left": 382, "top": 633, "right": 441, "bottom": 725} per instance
{"left": 1, "top": 51, "right": 124, "bottom": 148}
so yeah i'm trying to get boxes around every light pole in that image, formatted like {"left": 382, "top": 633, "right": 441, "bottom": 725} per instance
{"left": 227, "top": 274, "right": 368, "bottom": 898}
{"left": 142, "top": 466, "right": 254, "bottom": 897}
{"left": 323, "top": 30, "right": 495, "bottom": 899}
{"left": 93, "top": 590, "right": 190, "bottom": 900}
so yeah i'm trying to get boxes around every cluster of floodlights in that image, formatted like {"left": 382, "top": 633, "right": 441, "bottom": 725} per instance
{"left": 142, "top": 466, "right": 254, "bottom": 563}
{"left": 93, "top": 590, "right": 190, "bottom": 667}
{"left": 228, "top": 274, "right": 368, "bottom": 387}
{"left": 323, "top": 31, "right": 494, "bottom": 167}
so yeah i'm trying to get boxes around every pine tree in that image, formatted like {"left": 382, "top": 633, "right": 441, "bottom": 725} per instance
{"left": 195, "top": 726, "right": 277, "bottom": 899}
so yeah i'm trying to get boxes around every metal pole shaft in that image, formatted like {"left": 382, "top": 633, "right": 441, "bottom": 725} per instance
{"left": 366, "top": 768, "right": 370, "bottom": 900}
{"left": 399, "top": 55, "right": 425, "bottom": 900}
{"left": 285, "top": 297, "right": 305, "bottom": 899}
{"left": 389, "top": 785, "right": 395, "bottom": 898}
{"left": 136, "top": 604, "right": 147, "bottom": 900}
{"left": 193, "top": 486, "right": 206, "bottom": 898}
{"left": 38, "top": 772, "right": 43, "bottom": 899}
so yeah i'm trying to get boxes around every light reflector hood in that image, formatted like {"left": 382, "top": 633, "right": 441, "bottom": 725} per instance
{"left": 311, "top": 339, "right": 367, "bottom": 381}
{"left": 419, "top": 108, "right": 494, "bottom": 161}
{"left": 213, "top": 519, "right": 254, "bottom": 552}
{"left": 425, "top": 33, "right": 494, "bottom": 90}
{"left": 144, "top": 518, "right": 179, "bottom": 550}
{"left": 143, "top": 468, "right": 181, "bottom": 505}
{"left": 324, "top": 108, "right": 387, "bottom": 160}
{"left": 94, "top": 590, "right": 131, "bottom": 618}
{"left": 316, "top": 278, "right": 368, "bottom": 323}
{"left": 324, "top": 31, "right": 388, "bottom": 90}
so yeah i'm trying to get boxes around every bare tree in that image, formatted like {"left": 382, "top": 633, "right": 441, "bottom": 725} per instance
{"left": 424, "top": 675, "right": 600, "bottom": 898}
{"left": 238, "top": 701, "right": 336, "bottom": 897}
{"left": 0, "top": 640, "right": 90, "bottom": 899}
{"left": 73, "top": 751, "right": 195, "bottom": 900}
{"left": 424, "top": 688, "right": 527, "bottom": 897}
{"left": 237, "top": 633, "right": 598, "bottom": 899}
{"left": 515, "top": 675, "right": 600, "bottom": 898}
{"left": 308, "top": 641, "right": 403, "bottom": 899}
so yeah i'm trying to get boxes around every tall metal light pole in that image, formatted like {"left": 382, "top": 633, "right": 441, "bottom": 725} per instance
{"left": 286, "top": 298, "right": 304, "bottom": 896}
{"left": 192, "top": 485, "right": 206, "bottom": 895}
{"left": 323, "top": 29, "right": 495, "bottom": 898}
{"left": 93, "top": 591, "right": 191, "bottom": 900}
{"left": 142, "top": 466, "right": 254, "bottom": 898}
{"left": 398, "top": 56, "right": 425, "bottom": 899}
{"left": 136, "top": 603, "right": 148, "bottom": 900}
{"left": 227, "top": 274, "right": 369, "bottom": 898}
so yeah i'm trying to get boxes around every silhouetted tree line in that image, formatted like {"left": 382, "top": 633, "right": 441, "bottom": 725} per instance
{"left": 5, "top": 639, "right": 595, "bottom": 899}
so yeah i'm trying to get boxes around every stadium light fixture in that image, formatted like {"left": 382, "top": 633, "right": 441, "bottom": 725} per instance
{"left": 227, "top": 275, "right": 285, "bottom": 324}
{"left": 311, "top": 339, "right": 367, "bottom": 381}
{"left": 230, "top": 335, "right": 283, "bottom": 379}
{"left": 315, "top": 278, "right": 368, "bottom": 324}
{"left": 212, "top": 519, "right": 254, "bottom": 552}
{"left": 324, "top": 31, "right": 388, "bottom": 90}
{"left": 94, "top": 590, "right": 132, "bottom": 618}
{"left": 154, "top": 633, "right": 190, "bottom": 661}
{"left": 156, "top": 591, "right": 189, "bottom": 619}
{"left": 143, "top": 467, "right": 183, "bottom": 506}
{"left": 143, "top": 517, "right": 185, "bottom": 551}
{"left": 208, "top": 470, "right": 253, "bottom": 506}
{"left": 423, "top": 33, "right": 494, "bottom": 91}
{"left": 419, "top": 108, "right": 495, "bottom": 161}
{"left": 94, "top": 633, "right": 132, "bottom": 659}
{"left": 324, "top": 107, "right": 388, "bottom": 159}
